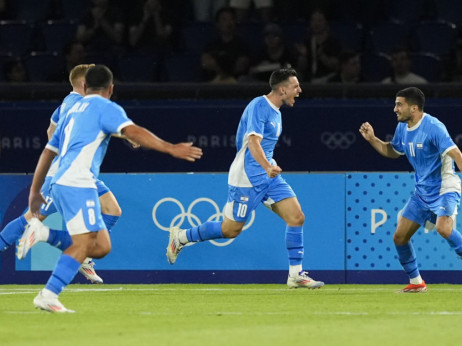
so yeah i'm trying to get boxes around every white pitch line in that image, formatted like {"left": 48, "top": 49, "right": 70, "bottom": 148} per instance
{"left": 1, "top": 286, "right": 462, "bottom": 296}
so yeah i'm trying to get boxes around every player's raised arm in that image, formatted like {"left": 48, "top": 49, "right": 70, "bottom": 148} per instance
{"left": 122, "top": 124, "right": 202, "bottom": 162}
{"left": 359, "top": 122, "right": 400, "bottom": 159}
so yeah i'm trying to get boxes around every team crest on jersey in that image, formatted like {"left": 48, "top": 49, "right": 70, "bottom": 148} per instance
{"left": 417, "top": 143, "right": 423, "bottom": 149}
{"left": 240, "top": 196, "right": 249, "bottom": 202}
{"left": 86, "top": 200, "right": 95, "bottom": 207}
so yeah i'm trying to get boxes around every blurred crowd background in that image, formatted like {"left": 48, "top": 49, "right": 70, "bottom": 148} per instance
{"left": 0, "top": 0, "right": 461, "bottom": 85}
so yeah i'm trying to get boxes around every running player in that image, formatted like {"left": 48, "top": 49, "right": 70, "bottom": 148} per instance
{"left": 166, "top": 68, "right": 324, "bottom": 289}
{"left": 359, "top": 87, "right": 462, "bottom": 293}
{"left": 2, "top": 64, "right": 121, "bottom": 284}
{"left": 25, "top": 65, "right": 202, "bottom": 312}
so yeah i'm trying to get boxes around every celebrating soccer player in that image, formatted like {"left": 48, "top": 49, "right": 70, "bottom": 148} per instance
{"left": 360, "top": 87, "right": 462, "bottom": 293}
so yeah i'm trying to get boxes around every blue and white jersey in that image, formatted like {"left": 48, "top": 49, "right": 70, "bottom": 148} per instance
{"left": 228, "top": 95, "right": 281, "bottom": 187}
{"left": 391, "top": 113, "right": 461, "bottom": 199}
{"left": 47, "top": 92, "right": 83, "bottom": 178}
{"left": 47, "top": 94, "right": 133, "bottom": 189}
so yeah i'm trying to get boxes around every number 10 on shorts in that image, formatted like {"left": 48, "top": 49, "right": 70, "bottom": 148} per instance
{"left": 237, "top": 203, "right": 248, "bottom": 218}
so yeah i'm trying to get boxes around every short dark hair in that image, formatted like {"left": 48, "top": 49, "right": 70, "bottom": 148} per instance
{"left": 269, "top": 68, "right": 298, "bottom": 89}
{"left": 396, "top": 87, "right": 425, "bottom": 111}
{"left": 85, "top": 65, "right": 113, "bottom": 90}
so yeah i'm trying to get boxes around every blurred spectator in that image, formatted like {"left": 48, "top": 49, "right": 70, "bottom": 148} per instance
{"left": 191, "top": 0, "right": 227, "bottom": 22}
{"left": 51, "top": 41, "right": 86, "bottom": 82}
{"left": 381, "top": 46, "right": 427, "bottom": 84}
{"left": 249, "top": 23, "right": 295, "bottom": 82}
{"left": 127, "top": 0, "right": 175, "bottom": 56}
{"left": 0, "top": 0, "right": 9, "bottom": 20}
{"left": 209, "top": 50, "right": 238, "bottom": 84}
{"left": 327, "top": 50, "right": 364, "bottom": 84}
{"left": 3, "top": 59, "right": 28, "bottom": 82}
{"left": 229, "top": 0, "right": 274, "bottom": 23}
{"left": 201, "top": 7, "right": 250, "bottom": 81}
{"left": 295, "top": 9, "right": 342, "bottom": 83}
{"left": 75, "top": 0, "right": 126, "bottom": 54}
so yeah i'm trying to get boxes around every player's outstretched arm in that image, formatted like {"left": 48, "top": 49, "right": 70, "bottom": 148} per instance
{"left": 122, "top": 124, "right": 202, "bottom": 162}
{"left": 359, "top": 122, "right": 400, "bottom": 159}
{"left": 29, "top": 148, "right": 57, "bottom": 217}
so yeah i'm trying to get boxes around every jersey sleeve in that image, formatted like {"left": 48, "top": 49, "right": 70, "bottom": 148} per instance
{"left": 100, "top": 103, "right": 134, "bottom": 135}
{"left": 390, "top": 125, "right": 405, "bottom": 155}
{"left": 50, "top": 104, "right": 63, "bottom": 125}
{"left": 431, "top": 121, "right": 457, "bottom": 155}
{"left": 46, "top": 118, "right": 62, "bottom": 153}
{"left": 246, "top": 102, "right": 266, "bottom": 138}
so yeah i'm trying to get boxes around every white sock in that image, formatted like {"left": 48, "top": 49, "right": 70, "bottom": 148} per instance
{"left": 410, "top": 275, "right": 423, "bottom": 285}
{"left": 289, "top": 264, "right": 302, "bottom": 277}
{"left": 42, "top": 288, "right": 58, "bottom": 299}
{"left": 178, "top": 230, "right": 189, "bottom": 244}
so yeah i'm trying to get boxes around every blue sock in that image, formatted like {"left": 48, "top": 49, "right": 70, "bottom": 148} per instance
{"left": 286, "top": 226, "right": 304, "bottom": 266}
{"left": 186, "top": 221, "right": 223, "bottom": 242}
{"left": 446, "top": 229, "right": 462, "bottom": 257}
{"left": 47, "top": 229, "right": 73, "bottom": 251}
{"left": 396, "top": 243, "right": 420, "bottom": 279}
{"left": 102, "top": 214, "right": 119, "bottom": 234}
{"left": 45, "top": 254, "right": 81, "bottom": 295}
{"left": 0, "top": 215, "right": 28, "bottom": 252}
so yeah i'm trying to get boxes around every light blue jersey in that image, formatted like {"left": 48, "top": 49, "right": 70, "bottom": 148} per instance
{"left": 391, "top": 113, "right": 461, "bottom": 200}
{"left": 50, "top": 92, "right": 81, "bottom": 126}
{"left": 47, "top": 92, "right": 83, "bottom": 178}
{"left": 228, "top": 95, "right": 281, "bottom": 187}
{"left": 47, "top": 94, "right": 133, "bottom": 189}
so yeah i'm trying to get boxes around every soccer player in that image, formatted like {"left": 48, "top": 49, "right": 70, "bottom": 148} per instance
{"left": 25, "top": 65, "right": 202, "bottom": 312}
{"left": 359, "top": 87, "right": 462, "bottom": 293}
{"left": 1, "top": 64, "right": 121, "bottom": 284}
{"left": 166, "top": 68, "right": 324, "bottom": 289}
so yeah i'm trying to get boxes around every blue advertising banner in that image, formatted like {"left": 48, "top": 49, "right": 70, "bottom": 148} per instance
{"left": 3, "top": 99, "right": 462, "bottom": 173}
{"left": 13, "top": 173, "right": 345, "bottom": 272}
{"left": 1, "top": 172, "right": 461, "bottom": 284}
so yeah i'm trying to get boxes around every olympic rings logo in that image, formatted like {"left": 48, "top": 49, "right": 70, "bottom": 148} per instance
{"left": 152, "top": 197, "right": 255, "bottom": 247}
{"left": 320, "top": 131, "right": 356, "bottom": 150}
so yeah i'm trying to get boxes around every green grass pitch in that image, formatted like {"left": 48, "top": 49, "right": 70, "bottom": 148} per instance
{"left": 1, "top": 284, "right": 462, "bottom": 346}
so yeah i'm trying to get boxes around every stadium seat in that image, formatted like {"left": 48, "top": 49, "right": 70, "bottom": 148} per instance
{"left": 25, "top": 52, "right": 63, "bottom": 82}
{"left": 367, "top": 21, "right": 410, "bottom": 54}
{"left": 0, "top": 21, "right": 34, "bottom": 56}
{"left": 361, "top": 52, "right": 391, "bottom": 82}
{"left": 388, "top": 0, "right": 431, "bottom": 23}
{"left": 411, "top": 52, "right": 443, "bottom": 83}
{"left": 8, "top": 0, "right": 54, "bottom": 22}
{"left": 116, "top": 54, "right": 159, "bottom": 82}
{"left": 330, "top": 21, "right": 364, "bottom": 52}
{"left": 0, "top": 53, "right": 15, "bottom": 81}
{"left": 164, "top": 54, "right": 201, "bottom": 82}
{"left": 84, "top": 52, "right": 115, "bottom": 71}
{"left": 413, "top": 20, "right": 457, "bottom": 57}
{"left": 39, "top": 20, "right": 78, "bottom": 54}
{"left": 180, "top": 22, "right": 216, "bottom": 54}
{"left": 236, "top": 22, "right": 264, "bottom": 57}
{"left": 58, "top": 0, "right": 91, "bottom": 21}
{"left": 281, "top": 21, "right": 307, "bottom": 48}
{"left": 435, "top": 0, "right": 462, "bottom": 25}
